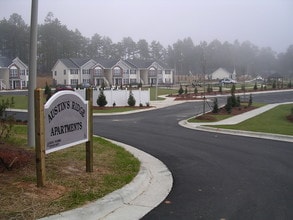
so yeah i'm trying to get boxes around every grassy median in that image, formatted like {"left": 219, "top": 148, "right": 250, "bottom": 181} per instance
{"left": 210, "top": 104, "right": 293, "bottom": 135}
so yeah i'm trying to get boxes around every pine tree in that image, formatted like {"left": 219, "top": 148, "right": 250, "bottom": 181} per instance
{"left": 97, "top": 90, "right": 107, "bottom": 107}
{"left": 178, "top": 84, "right": 184, "bottom": 95}
{"left": 212, "top": 98, "right": 219, "bottom": 113}
{"left": 128, "top": 92, "right": 136, "bottom": 107}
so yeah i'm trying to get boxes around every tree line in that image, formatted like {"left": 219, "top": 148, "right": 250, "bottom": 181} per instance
{"left": 0, "top": 13, "right": 292, "bottom": 78}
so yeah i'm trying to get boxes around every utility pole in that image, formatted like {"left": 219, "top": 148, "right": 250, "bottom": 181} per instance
{"left": 28, "top": 0, "right": 38, "bottom": 147}
{"left": 200, "top": 42, "right": 207, "bottom": 115}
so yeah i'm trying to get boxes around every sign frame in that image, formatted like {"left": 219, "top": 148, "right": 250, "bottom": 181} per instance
{"left": 35, "top": 88, "right": 93, "bottom": 187}
{"left": 44, "top": 90, "right": 89, "bottom": 154}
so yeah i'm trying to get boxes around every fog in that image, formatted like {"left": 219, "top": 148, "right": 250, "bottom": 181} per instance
{"left": 1, "top": 0, "right": 293, "bottom": 53}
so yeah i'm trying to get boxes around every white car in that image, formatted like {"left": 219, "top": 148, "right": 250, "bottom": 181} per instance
{"left": 220, "top": 78, "right": 236, "bottom": 84}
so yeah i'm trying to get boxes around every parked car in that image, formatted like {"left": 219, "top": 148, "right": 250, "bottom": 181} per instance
{"left": 55, "top": 85, "right": 74, "bottom": 93}
{"left": 220, "top": 78, "right": 236, "bottom": 84}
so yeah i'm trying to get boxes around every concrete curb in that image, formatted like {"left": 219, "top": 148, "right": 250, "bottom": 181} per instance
{"left": 179, "top": 102, "right": 293, "bottom": 143}
{"left": 40, "top": 139, "right": 173, "bottom": 220}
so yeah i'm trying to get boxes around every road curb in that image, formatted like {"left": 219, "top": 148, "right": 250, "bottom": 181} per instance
{"left": 40, "top": 138, "right": 173, "bottom": 220}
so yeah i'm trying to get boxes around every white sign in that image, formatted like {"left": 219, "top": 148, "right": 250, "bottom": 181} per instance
{"left": 44, "top": 90, "right": 88, "bottom": 154}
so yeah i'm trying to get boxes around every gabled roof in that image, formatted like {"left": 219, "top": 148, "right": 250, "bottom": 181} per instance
{"left": 94, "top": 58, "right": 119, "bottom": 69}
{"left": 125, "top": 59, "right": 153, "bottom": 69}
{"left": 126, "top": 59, "right": 172, "bottom": 69}
{"left": 59, "top": 58, "right": 92, "bottom": 69}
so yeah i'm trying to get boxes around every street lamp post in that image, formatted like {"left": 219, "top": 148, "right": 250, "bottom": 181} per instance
{"left": 28, "top": 0, "right": 38, "bottom": 147}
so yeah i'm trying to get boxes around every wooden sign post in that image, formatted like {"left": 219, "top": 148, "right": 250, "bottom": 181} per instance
{"left": 34, "top": 88, "right": 93, "bottom": 187}
{"left": 35, "top": 88, "right": 46, "bottom": 187}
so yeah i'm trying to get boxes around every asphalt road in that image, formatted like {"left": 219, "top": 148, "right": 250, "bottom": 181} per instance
{"left": 7, "top": 90, "right": 293, "bottom": 219}
{"left": 93, "top": 91, "right": 293, "bottom": 220}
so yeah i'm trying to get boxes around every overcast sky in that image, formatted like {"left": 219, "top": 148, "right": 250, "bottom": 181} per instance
{"left": 1, "top": 0, "right": 293, "bottom": 53}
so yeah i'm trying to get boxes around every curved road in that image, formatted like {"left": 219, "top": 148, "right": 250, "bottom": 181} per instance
{"left": 93, "top": 91, "right": 293, "bottom": 220}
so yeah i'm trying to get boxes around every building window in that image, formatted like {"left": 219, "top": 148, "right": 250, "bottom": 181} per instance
{"left": 113, "top": 67, "right": 121, "bottom": 76}
{"left": 71, "top": 79, "right": 78, "bottom": 85}
{"left": 64, "top": 70, "right": 66, "bottom": 75}
{"left": 83, "top": 79, "right": 90, "bottom": 84}
{"left": 82, "top": 69, "right": 89, "bottom": 74}
{"left": 148, "top": 67, "right": 156, "bottom": 76}
{"left": 9, "top": 68, "right": 18, "bottom": 78}
{"left": 70, "top": 69, "right": 78, "bottom": 74}
{"left": 55, "top": 71, "right": 57, "bottom": 76}
{"left": 20, "top": 70, "right": 25, "bottom": 76}
{"left": 130, "top": 79, "right": 137, "bottom": 84}
{"left": 165, "top": 70, "right": 171, "bottom": 74}
{"left": 94, "top": 67, "right": 102, "bottom": 76}
{"left": 130, "top": 70, "right": 136, "bottom": 74}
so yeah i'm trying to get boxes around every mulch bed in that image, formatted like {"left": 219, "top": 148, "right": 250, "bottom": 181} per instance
{"left": 196, "top": 105, "right": 257, "bottom": 121}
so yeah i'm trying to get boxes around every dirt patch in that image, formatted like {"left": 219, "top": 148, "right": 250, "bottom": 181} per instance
{"left": 195, "top": 105, "right": 257, "bottom": 121}
{"left": 0, "top": 144, "right": 34, "bottom": 172}
{"left": 287, "top": 114, "right": 293, "bottom": 123}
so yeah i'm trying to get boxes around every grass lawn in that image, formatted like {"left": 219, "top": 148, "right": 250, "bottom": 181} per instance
{"left": 211, "top": 104, "right": 293, "bottom": 136}
{"left": 149, "top": 87, "right": 178, "bottom": 100}
{"left": 0, "top": 125, "right": 140, "bottom": 219}
{"left": 0, "top": 95, "right": 28, "bottom": 109}
{"left": 93, "top": 106, "right": 149, "bottom": 113}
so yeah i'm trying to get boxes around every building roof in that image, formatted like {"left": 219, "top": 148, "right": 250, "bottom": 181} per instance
{"left": 95, "top": 58, "right": 119, "bottom": 69}
{"left": 60, "top": 58, "right": 92, "bottom": 69}
{"left": 0, "top": 56, "right": 12, "bottom": 68}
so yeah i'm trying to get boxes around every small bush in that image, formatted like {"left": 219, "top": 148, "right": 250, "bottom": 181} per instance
{"left": 225, "top": 96, "right": 233, "bottom": 114}
{"left": 254, "top": 82, "right": 258, "bottom": 90}
{"left": 97, "top": 90, "right": 107, "bottom": 107}
{"left": 128, "top": 92, "right": 136, "bottom": 107}
{"left": 248, "top": 94, "right": 253, "bottom": 107}
{"left": 178, "top": 85, "right": 184, "bottom": 95}
{"left": 212, "top": 98, "right": 219, "bottom": 113}
{"left": 231, "top": 84, "right": 236, "bottom": 95}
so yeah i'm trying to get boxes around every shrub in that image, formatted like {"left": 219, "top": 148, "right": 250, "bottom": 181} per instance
{"left": 248, "top": 94, "right": 253, "bottom": 107}
{"left": 207, "top": 84, "right": 213, "bottom": 93}
{"left": 231, "top": 84, "right": 236, "bottom": 95}
{"left": 194, "top": 87, "right": 198, "bottom": 95}
{"left": 254, "top": 82, "right": 258, "bottom": 90}
{"left": 44, "top": 82, "right": 52, "bottom": 101}
{"left": 184, "top": 86, "right": 188, "bottom": 95}
{"left": 236, "top": 95, "right": 241, "bottom": 107}
{"left": 288, "top": 80, "right": 292, "bottom": 88}
{"left": 231, "top": 94, "right": 237, "bottom": 107}
{"left": 212, "top": 98, "right": 219, "bottom": 113}
{"left": 178, "top": 85, "right": 184, "bottom": 95}
{"left": 272, "top": 80, "right": 277, "bottom": 89}
{"left": 225, "top": 96, "right": 233, "bottom": 114}
{"left": 0, "top": 97, "right": 15, "bottom": 141}
{"left": 96, "top": 90, "right": 107, "bottom": 107}
{"left": 128, "top": 92, "right": 136, "bottom": 107}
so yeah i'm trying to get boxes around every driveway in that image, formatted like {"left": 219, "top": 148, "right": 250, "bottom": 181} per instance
{"left": 93, "top": 90, "right": 293, "bottom": 220}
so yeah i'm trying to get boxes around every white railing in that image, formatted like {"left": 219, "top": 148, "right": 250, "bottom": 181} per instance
{"left": 0, "top": 80, "right": 7, "bottom": 90}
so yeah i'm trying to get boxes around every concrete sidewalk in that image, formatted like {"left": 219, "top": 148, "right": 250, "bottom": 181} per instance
{"left": 179, "top": 102, "right": 293, "bottom": 143}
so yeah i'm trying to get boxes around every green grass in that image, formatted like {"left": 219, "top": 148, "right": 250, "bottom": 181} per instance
{"left": 93, "top": 106, "right": 144, "bottom": 113}
{"left": 149, "top": 87, "right": 178, "bottom": 100}
{"left": 0, "top": 95, "right": 28, "bottom": 109}
{"left": 211, "top": 104, "right": 293, "bottom": 135}
{"left": 1, "top": 125, "right": 140, "bottom": 219}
